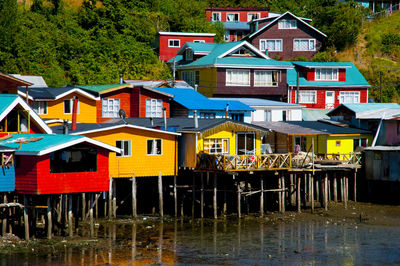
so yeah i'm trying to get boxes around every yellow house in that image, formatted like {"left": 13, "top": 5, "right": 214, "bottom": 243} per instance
{"left": 18, "top": 86, "right": 100, "bottom": 124}
{"left": 60, "top": 122, "right": 180, "bottom": 178}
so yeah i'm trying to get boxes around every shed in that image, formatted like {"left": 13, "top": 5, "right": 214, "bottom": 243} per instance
{"left": 364, "top": 146, "right": 400, "bottom": 182}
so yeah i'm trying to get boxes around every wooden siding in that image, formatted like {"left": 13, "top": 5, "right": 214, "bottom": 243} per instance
{"left": 96, "top": 88, "right": 138, "bottom": 123}
{"left": 83, "top": 128, "right": 177, "bottom": 178}
{"left": 170, "top": 101, "right": 189, "bottom": 117}
{"left": 194, "top": 68, "right": 218, "bottom": 97}
{"left": 0, "top": 80, "right": 18, "bottom": 94}
{"left": 38, "top": 92, "right": 97, "bottom": 123}
{"left": 139, "top": 89, "right": 170, "bottom": 118}
{"left": 15, "top": 149, "right": 109, "bottom": 194}
{"left": 205, "top": 8, "right": 269, "bottom": 23}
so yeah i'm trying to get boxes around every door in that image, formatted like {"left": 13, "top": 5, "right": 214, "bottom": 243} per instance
{"left": 325, "top": 91, "right": 335, "bottom": 109}
{"left": 237, "top": 133, "right": 255, "bottom": 155}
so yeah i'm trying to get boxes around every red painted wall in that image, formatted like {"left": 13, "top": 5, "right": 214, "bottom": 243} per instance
{"left": 139, "top": 89, "right": 171, "bottom": 118}
{"left": 159, "top": 34, "right": 214, "bottom": 62}
{"left": 15, "top": 148, "right": 109, "bottom": 194}
{"left": 339, "top": 69, "right": 346, "bottom": 82}
{"left": 289, "top": 88, "right": 368, "bottom": 109}
{"left": 303, "top": 68, "right": 347, "bottom": 82}
{"left": 205, "top": 8, "right": 269, "bottom": 22}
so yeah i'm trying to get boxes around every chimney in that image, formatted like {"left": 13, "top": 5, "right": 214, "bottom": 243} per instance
{"left": 63, "top": 119, "right": 69, "bottom": 134}
{"left": 194, "top": 110, "right": 198, "bottom": 129}
{"left": 195, "top": 84, "right": 198, "bottom": 91}
{"left": 71, "top": 96, "right": 78, "bottom": 131}
{"left": 163, "top": 108, "right": 167, "bottom": 131}
{"left": 150, "top": 117, "right": 154, "bottom": 126}
{"left": 119, "top": 73, "right": 123, "bottom": 84}
{"left": 225, "top": 103, "right": 229, "bottom": 118}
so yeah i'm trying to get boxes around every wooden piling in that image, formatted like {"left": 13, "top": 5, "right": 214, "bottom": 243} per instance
{"left": 324, "top": 173, "right": 328, "bottom": 211}
{"left": 213, "top": 173, "right": 217, "bottom": 219}
{"left": 223, "top": 184, "right": 227, "bottom": 217}
{"left": 278, "top": 176, "right": 282, "bottom": 213}
{"left": 192, "top": 174, "right": 195, "bottom": 218}
{"left": 95, "top": 193, "right": 99, "bottom": 219}
{"left": 315, "top": 178, "right": 319, "bottom": 204}
{"left": 281, "top": 175, "right": 285, "bottom": 213}
{"left": 174, "top": 174, "right": 177, "bottom": 217}
{"left": 200, "top": 173, "right": 204, "bottom": 218}
{"left": 344, "top": 175, "right": 348, "bottom": 209}
{"left": 260, "top": 177, "right": 264, "bottom": 217}
{"left": 353, "top": 170, "right": 357, "bottom": 202}
{"left": 340, "top": 177, "right": 343, "bottom": 202}
{"left": 90, "top": 193, "right": 94, "bottom": 237}
{"left": 2, "top": 194, "right": 7, "bottom": 235}
{"left": 47, "top": 197, "right": 52, "bottom": 239}
{"left": 311, "top": 174, "right": 314, "bottom": 213}
{"left": 108, "top": 177, "right": 113, "bottom": 219}
{"left": 297, "top": 175, "right": 301, "bottom": 213}
{"left": 333, "top": 174, "right": 338, "bottom": 203}
{"left": 237, "top": 181, "right": 241, "bottom": 218}
{"left": 68, "top": 195, "right": 73, "bottom": 237}
{"left": 158, "top": 172, "right": 163, "bottom": 217}
{"left": 132, "top": 174, "right": 137, "bottom": 218}
{"left": 112, "top": 178, "right": 117, "bottom": 219}
{"left": 23, "top": 195, "right": 29, "bottom": 241}
{"left": 82, "top": 193, "right": 86, "bottom": 221}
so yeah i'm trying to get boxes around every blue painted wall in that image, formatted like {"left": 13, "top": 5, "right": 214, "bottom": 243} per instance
{"left": 0, "top": 166, "right": 15, "bottom": 192}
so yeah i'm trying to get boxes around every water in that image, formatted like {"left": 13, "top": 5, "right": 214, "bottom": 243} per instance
{"left": 3, "top": 218, "right": 400, "bottom": 265}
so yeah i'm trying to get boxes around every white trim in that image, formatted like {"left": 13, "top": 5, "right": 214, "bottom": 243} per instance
{"left": 254, "top": 70, "right": 279, "bottom": 87}
{"left": 315, "top": 68, "right": 339, "bottom": 81}
{"left": 290, "top": 85, "right": 370, "bottom": 88}
{"left": 211, "top": 12, "right": 221, "bottom": 22}
{"left": 18, "top": 90, "right": 33, "bottom": 101}
{"left": 116, "top": 140, "right": 131, "bottom": 157}
{"left": 146, "top": 139, "right": 162, "bottom": 156}
{"left": 18, "top": 88, "right": 100, "bottom": 101}
{"left": 69, "top": 124, "right": 181, "bottom": 136}
{"left": 168, "top": 39, "right": 181, "bottom": 48}
{"left": 193, "top": 40, "right": 206, "bottom": 43}
{"left": 226, "top": 69, "right": 250, "bottom": 86}
{"left": 278, "top": 18, "right": 297, "bottom": 29}
{"left": 248, "top": 11, "right": 327, "bottom": 39}
{"left": 259, "top": 39, "right": 283, "bottom": 52}
{"left": 293, "top": 38, "right": 316, "bottom": 51}
{"left": 298, "top": 90, "right": 317, "bottom": 104}
{"left": 159, "top": 32, "right": 216, "bottom": 37}
{"left": 294, "top": 64, "right": 351, "bottom": 69}
{"left": 217, "top": 41, "right": 270, "bottom": 59}
{"left": 177, "top": 64, "right": 293, "bottom": 70}
{"left": 226, "top": 13, "right": 240, "bottom": 22}
{"left": 247, "top": 12, "right": 261, "bottom": 22}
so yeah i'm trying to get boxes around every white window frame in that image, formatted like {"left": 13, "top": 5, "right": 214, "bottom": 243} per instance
{"left": 278, "top": 19, "right": 297, "bottom": 29}
{"left": 247, "top": 13, "right": 260, "bottom": 22}
{"left": 181, "top": 71, "right": 193, "bottom": 86}
{"left": 339, "top": 91, "right": 360, "bottom": 104}
{"left": 204, "top": 138, "right": 229, "bottom": 154}
{"left": 168, "top": 39, "right": 180, "bottom": 48}
{"left": 64, "top": 99, "right": 79, "bottom": 114}
{"left": 200, "top": 112, "right": 216, "bottom": 119}
{"left": 293, "top": 39, "right": 316, "bottom": 51}
{"left": 315, "top": 68, "right": 339, "bottom": 81}
{"left": 212, "top": 12, "right": 221, "bottom": 22}
{"left": 254, "top": 70, "right": 279, "bottom": 87}
{"left": 102, "top": 98, "right": 120, "bottom": 118}
{"left": 226, "top": 69, "right": 250, "bottom": 86}
{"left": 145, "top": 99, "right": 163, "bottom": 118}
{"left": 116, "top": 140, "right": 131, "bottom": 157}
{"left": 193, "top": 40, "right": 205, "bottom": 43}
{"left": 299, "top": 90, "right": 317, "bottom": 104}
{"left": 147, "top": 139, "right": 162, "bottom": 155}
{"left": 227, "top": 13, "right": 239, "bottom": 22}
{"left": 259, "top": 39, "right": 283, "bottom": 52}
{"left": 32, "top": 101, "right": 48, "bottom": 115}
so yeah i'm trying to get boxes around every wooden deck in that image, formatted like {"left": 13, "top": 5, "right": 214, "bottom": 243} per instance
{"left": 196, "top": 152, "right": 362, "bottom": 172}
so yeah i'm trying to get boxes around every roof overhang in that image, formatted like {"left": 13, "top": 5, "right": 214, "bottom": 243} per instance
{"left": 142, "top": 86, "right": 175, "bottom": 98}
{"left": 159, "top": 32, "right": 216, "bottom": 37}
{"left": 0, "top": 73, "right": 32, "bottom": 87}
{"left": 69, "top": 124, "right": 181, "bottom": 136}
{"left": 177, "top": 64, "right": 293, "bottom": 70}
{"left": 217, "top": 41, "right": 270, "bottom": 59}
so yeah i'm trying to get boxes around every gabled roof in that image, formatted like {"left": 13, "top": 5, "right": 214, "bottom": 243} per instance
{"left": 0, "top": 95, "right": 52, "bottom": 134}
{"left": 287, "top": 62, "right": 370, "bottom": 87}
{"left": 327, "top": 103, "right": 400, "bottom": 117}
{"left": 210, "top": 97, "right": 304, "bottom": 108}
{"left": 78, "top": 84, "right": 131, "bottom": 94}
{"left": 18, "top": 85, "right": 100, "bottom": 101}
{"left": 0, "top": 73, "right": 32, "bottom": 87}
{"left": 175, "top": 41, "right": 293, "bottom": 69}
{"left": 155, "top": 87, "right": 254, "bottom": 111}
{"left": 247, "top": 11, "right": 327, "bottom": 39}
{"left": 10, "top": 74, "right": 48, "bottom": 88}
{"left": 252, "top": 12, "right": 312, "bottom": 22}
{"left": 0, "top": 133, "right": 120, "bottom": 155}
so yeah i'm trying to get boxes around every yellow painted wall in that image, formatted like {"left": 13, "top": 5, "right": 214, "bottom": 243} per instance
{"left": 84, "top": 127, "right": 177, "bottom": 178}
{"left": 178, "top": 68, "right": 217, "bottom": 97}
{"left": 37, "top": 92, "right": 97, "bottom": 123}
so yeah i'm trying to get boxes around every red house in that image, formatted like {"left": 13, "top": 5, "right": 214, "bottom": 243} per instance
{"left": 205, "top": 7, "right": 270, "bottom": 42}
{"left": 158, "top": 32, "right": 215, "bottom": 62}
{"left": 244, "top": 11, "right": 327, "bottom": 60}
{"left": 287, "top": 62, "right": 370, "bottom": 109}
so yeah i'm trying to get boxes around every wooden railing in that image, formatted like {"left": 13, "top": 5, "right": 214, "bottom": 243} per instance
{"left": 196, "top": 152, "right": 362, "bottom": 172}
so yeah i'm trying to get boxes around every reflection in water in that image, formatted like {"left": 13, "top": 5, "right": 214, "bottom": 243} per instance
{"left": 2, "top": 218, "right": 400, "bottom": 265}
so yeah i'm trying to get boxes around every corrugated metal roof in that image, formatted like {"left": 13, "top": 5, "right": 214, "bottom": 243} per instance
{"left": 356, "top": 108, "right": 400, "bottom": 120}
{"left": 18, "top": 85, "right": 99, "bottom": 100}
{"left": 11, "top": 74, "right": 48, "bottom": 88}
{"left": 0, "top": 95, "right": 19, "bottom": 115}
{"left": 302, "top": 109, "right": 330, "bottom": 121}
{"left": 78, "top": 84, "right": 131, "bottom": 93}
{"left": 210, "top": 97, "right": 303, "bottom": 108}
{"left": 328, "top": 103, "right": 400, "bottom": 116}
{"left": 287, "top": 62, "right": 370, "bottom": 87}
{"left": 253, "top": 121, "right": 323, "bottom": 135}
{"left": 223, "top": 22, "right": 250, "bottom": 30}
{"left": 184, "top": 43, "right": 217, "bottom": 53}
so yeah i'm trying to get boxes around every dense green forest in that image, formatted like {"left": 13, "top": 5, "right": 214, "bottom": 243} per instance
{"left": 0, "top": 0, "right": 379, "bottom": 90}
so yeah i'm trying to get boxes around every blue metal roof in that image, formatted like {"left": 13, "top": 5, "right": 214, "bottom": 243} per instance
{"left": 0, "top": 95, "right": 19, "bottom": 115}
{"left": 327, "top": 103, "right": 400, "bottom": 116}
{"left": 210, "top": 97, "right": 303, "bottom": 107}
{"left": 287, "top": 62, "right": 370, "bottom": 87}
{"left": 223, "top": 22, "right": 250, "bottom": 30}
{"left": 154, "top": 87, "right": 254, "bottom": 111}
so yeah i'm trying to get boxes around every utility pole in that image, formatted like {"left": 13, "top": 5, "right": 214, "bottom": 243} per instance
{"left": 380, "top": 71, "right": 383, "bottom": 103}
{"left": 296, "top": 71, "right": 299, "bottom": 104}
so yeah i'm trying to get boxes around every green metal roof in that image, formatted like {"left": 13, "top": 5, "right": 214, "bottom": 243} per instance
{"left": 287, "top": 62, "right": 370, "bottom": 87}
{"left": 0, "top": 95, "right": 19, "bottom": 115}
{"left": 78, "top": 84, "right": 129, "bottom": 93}
{"left": 185, "top": 42, "right": 218, "bottom": 53}
{"left": 327, "top": 103, "right": 400, "bottom": 116}
{"left": 302, "top": 108, "right": 330, "bottom": 121}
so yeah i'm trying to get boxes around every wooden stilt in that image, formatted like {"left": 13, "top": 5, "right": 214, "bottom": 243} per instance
{"left": 213, "top": 173, "right": 217, "bottom": 219}
{"left": 2, "top": 195, "right": 7, "bottom": 235}
{"left": 90, "top": 193, "right": 94, "bottom": 237}
{"left": 57, "top": 195, "right": 62, "bottom": 224}
{"left": 311, "top": 174, "right": 314, "bottom": 213}
{"left": 290, "top": 174, "right": 295, "bottom": 206}
{"left": 354, "top": 170, "right": 357, "bottom": 202}
{"left": 333, "top": 174, "right": 338, "bottom": 203}
{"left": 340, "top": 177, "right": 343, "bottom": 202}
{"left": 260, "top": 177, "right": 264, "bottom": 217}
{"left": 68, "top": 195, "right": 73, "bottom": 237}
{"left": 174, "top": 174, "right": 177, "bottom": 217}
{"left": 308, "top": 174, "right": 312, "bottom": 203}
{"left": 95, "top": 193, "right": 99, "bottom": 219}
{"left": 47, "top": 197, "right": 52, "bottom": 239}
{"left": 297, "top": 175, "right": 301, "bottom": 213}
{"left": 328, "top": 178, "right": 331, "bottom": 202}
{"left": 23, "top": 195, "right": 29, "bottom": 241}
{"left": 278, "top": 176, "right": 282, "bottom": 213}
{"left": 324, "top": 173, "right": 328, "bottom": 211}
{"left": 223, "top": 184, "right": 227, "bottom": 217}
{"left": 192, "top": 174, "right": 195, "bottom": 218}
{"left": 82, "top": 193, "right": 86, "bottom": 221}
{"left": 315, "top": 178, "right": 319, "bottom": 204}
{"left": 344, "top": 175, "right": 348, "bottom": 209}
{"left": 345, "top": 174, "right": 349, "bottom": 201}
{"left": 237, "top": 181, "right": 241, "bottom": 218}
{"left": 158, "top": 172, "right": 163, "bottom": 217}
{"left": 108, "top": 177, "right": 113, "bottom": 219}
{"left": 281, "top": 175, "right": 285, "bottom": 213}
{"left": 112, "top": 178, "right": 117, "bottom": 219}
{"left": 132, "top": 174, "right": 137, "bottom": 218}
{"left": 200, "top": 173, "right": 204, "bottom": 219}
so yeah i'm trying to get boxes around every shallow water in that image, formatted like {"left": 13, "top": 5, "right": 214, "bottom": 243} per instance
{"left": 3, "top": 218, "right": 400, "bottom": 265}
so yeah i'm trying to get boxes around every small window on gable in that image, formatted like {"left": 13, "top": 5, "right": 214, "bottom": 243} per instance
{"left": 278, "top": 19, "right": 297, "bottom": 29}
{"left": 168, "top": 39, "right": 180, "bottom": 47}
{"left": 227, "top": 13, "right": 239, "bottom": 22}
{"left": 3, "top": 109, "right": 29, "bottom": 133}
{"left": 193, "top": 40, "right": 205, "bottom": 43}
{"left": 315, "top": 68, "right": 338, "bottom": 81}
{"left": 186, "top": 49, "right": 193, "bottom": 61}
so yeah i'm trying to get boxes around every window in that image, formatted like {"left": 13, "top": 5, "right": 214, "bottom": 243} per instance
{"left": 282, "top": 110, "right": 287, "bottom": 121}
{"left": 315, "top": 68, "right": 338, "bottom": 81}
{"left": 254, "top": 70, "right": 279, "bottom": 86}
{"left": 200, "top": 112, "right": 215, "bottom": 119}
{"left": 204, "top": 139, "right": 229, "bottom": 154}
{"left": 145, "top": 99, "right": 163, "bottom": 118}
{"left": 353, "top": 138, "right": 367, "bottom": 151}
{"left": 237, "top": 133, "right": 255, "bottom": 155}
{"left": 212, "top": 12, "right": 221, "bottom": 22}
{"left": 336, "top": 140, "right": 341, "bottom": 147}
{"left": 168, "top": 39, "right": 180, "bottom": 47}
{"left": 102, "top": 98, "right": 120, "bottom": 118}
{"left": 64, "top": 99, "right": 79, "bottom": 114}
{"left": 116, "top": 140, "right": 131, "bottom": 157}
{"left": 278, "top": 19, "right": 297, "bottom": 29}
{"left": 50, "top": 145, "right": 98, "bottom": 173}
{"left": 181, "top": 71, "right": 193, "bottom": 86}
{"left": 227, "top": 13, "right": 239, "bottom": 22}
{"left": 32, "top": 101, "right": 48, "bottom": 115}
{"left": 294, "top": 39, "right": 316, "bottom": 51}
{"left": 147, "top": 139, "right": 162, "bottom": 155}
{"left": 247, "top": 13, "right": 260, "bottom": 21}
{"left": 230, "top": 113, "right": 244, "bottom": 122}
{"left": 260, "top": 39, "right": 282, "bottom": 52}
{"left": 265, "top": 110, "right": 272, "bottom": 121}
{"left": 224, "top": 31, "right": 230, "bottom": 42}
{"left": 193, "top": 40, "right": 205, "bottom": 43}
{"left": 295, "top": 136, "right": 307, "bottom": 152}
{"left": 194, "top": 70, "right": 200, "bottom": 86}
{"left": 185, "top": 49, "right": 193, "bottom": 61}
{"left": 299, "top": 91, "right": 317, "bottom": 104}
{"left": 339, "top": 91, "right": 360, "bottom": 104}
{"left": 226, "top": 69, "right": 250, "bottom": 86}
